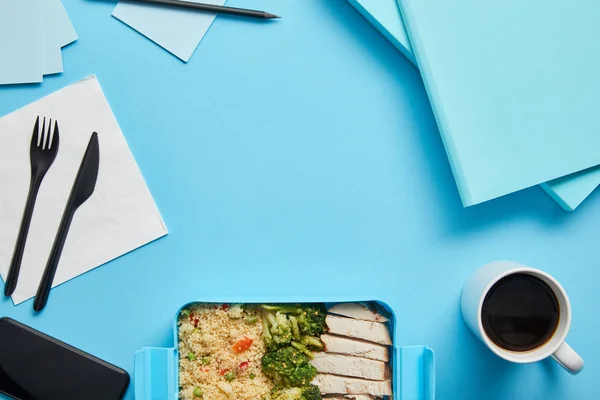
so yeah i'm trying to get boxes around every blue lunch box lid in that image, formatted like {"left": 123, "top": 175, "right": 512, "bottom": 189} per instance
{"left": 134, "top": 300, "right": 435, "bottom": 400}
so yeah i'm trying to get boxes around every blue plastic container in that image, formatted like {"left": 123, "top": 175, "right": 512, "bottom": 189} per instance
{"left": 135, "top": 300, "right": 435, "bottom": 400}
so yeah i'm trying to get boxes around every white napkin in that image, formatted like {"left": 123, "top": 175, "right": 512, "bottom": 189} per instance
{"left": 0, "top": 75, "right": 168, "bottom": 304}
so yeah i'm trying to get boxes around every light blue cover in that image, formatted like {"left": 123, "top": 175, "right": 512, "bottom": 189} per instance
{"left": 0, "top": 0, "right": 43, "bottom": 85}
{"left": 349, "top": 0, "right": 600, "bottom": 210}
{"left": 396, "top": 0, "right": 600, "bottom": 206}
{"left": 346, "top": 0, "right": 415, "bottom": 65}
{"left": 112, "top": 0, "right": 225, "bottom": 62}
{"left": 42, "top": 0, "right": 79, "bottom": 76}
{"left": 135, "top": 301, "right": 435, "bottom": 400}
{"left": 541, "top": 167, "right": 600, "bottom": 211}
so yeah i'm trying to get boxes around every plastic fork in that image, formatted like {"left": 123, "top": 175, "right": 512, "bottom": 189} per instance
{"left": 4, "top": 116, "right": 60, "bottom": 297}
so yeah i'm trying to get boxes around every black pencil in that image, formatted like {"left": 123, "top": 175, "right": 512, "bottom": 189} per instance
{"left": 126, "top": 0, "right": 280, "bottom": 19}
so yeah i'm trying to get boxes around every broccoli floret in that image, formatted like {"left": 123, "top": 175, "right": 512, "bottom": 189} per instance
{"left": 262, "top": 310, "right": 275, "bottom": 348}
{"left": 263, "top": 304, "right": 327, "bottom": 351}
{"left": 272, "top": 385, "right": 322, "bottom": 400}
{"left": 300, "top": 385, "right": 322, "bottom": 400}
{"left": 272, "top": 387, "right": 303, "bottom": 400}
{"left": 262, "top": 347, "right": 316, "bottom": 387}
{"left": 289, "top": 316, "right": 301, "bottom": 340}
{"left": 262, "top": 310, "right": 295, "bottom": 348}
{"left": 300, "top": 336, "right": 324, "bottom": 350}
{"left": 286, "top": 363, "right": 317, "bottom": 387}
{"left": 291, "top": 341, "right": 314, "bottom": 359}
{"left": 271, "top": 312, "right": 293, "bottom": 345}
{"left": 297, "top": 305, "right": 327, "bottom": 337}
{"left": 262, "top": 347, "right": 309, "bottom": 374}
{"left": 262, "top": 304, "right": 303, "bottom": 314}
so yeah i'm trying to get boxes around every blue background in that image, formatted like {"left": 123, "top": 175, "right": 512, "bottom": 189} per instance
{"left": 0, "top": 0, "right": 598, "bottom": 399}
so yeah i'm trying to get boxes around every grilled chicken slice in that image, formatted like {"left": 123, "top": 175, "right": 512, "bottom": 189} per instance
{"left": 328, "top": 303, "right": 389, "bottom": 323}
{"left": 314, "top": 374, "right": 392, "bottom": 396}
{"left": 311, "top": 353, "right": 389, "bottom": 381}
{"left": 326, "top": 315, "right": 392, "bottom": 345}
{"left": 321, "top": 334, "right": 389, "bottom": 362}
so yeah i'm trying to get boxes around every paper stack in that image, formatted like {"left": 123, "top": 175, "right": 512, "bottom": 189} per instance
{"left": 348, "top": 0, "right": 600, "bottom": 211}
{"left": 0, "top": 0, "right": 77, "bottom": 86}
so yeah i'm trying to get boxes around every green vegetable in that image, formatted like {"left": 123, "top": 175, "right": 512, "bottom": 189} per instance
{"left": 297, "top": 305, "right": 327, "bottom": 337}
{"left": 300, "top": 385, "right": 322, "bottom": 400}
{"left": 263, "top": 347, "right": 309, "bottom": 374}
{"left": 193, "top": 387, "right": 203, "bottom": 397}
{"left": 274, "top": 312, "right": 293, "bottom": 343}
{"left": 260, "top": 305, "right": 325, "bottom": 397}
{"left": 262, "top": 304, "right": 326, "bottom": 352}
{"left": 180, "top": 309, "right": 191, "bottom": 317}
{"left": 272, "top": 385, "right": 322, "bottom": 400}
{"left": 262, "top": 310, "right": 294, "bottom": 348}
{"left": 249, "top": 372, "right": 256, "bottom": 380}
{"left": 200, "top": 357, "right": 210, "bottom": 366}
{"left": 262, "top": 309, "right": 274, "bottom": 347}
{"left": 290, "top": 341, "right": 313, "bottom": 359}
{"left": 300, "top": 336, "right": 323, "bottom": 350}
{"left": 225, "top": 372, "right": 235, "bottom": 382}
{"left": 187, "top": 352, "right": 197, "bottom": 361}
{"left": 246, "top": 315, "right": 258, "bottom": 324}
{"left": 262, "top": 310, "right": 293, "bottom": 349}
{"left": 289, "top": 316, "right": 301, "bottom": 340}
{"left": 288, "top": 363, "right": 317, "bottom": 387}
{"left": 261, "top": 304, "right": 303, "bottom": 314}
{"left": 262, "top": 347, "right": 316, "bottom": 387}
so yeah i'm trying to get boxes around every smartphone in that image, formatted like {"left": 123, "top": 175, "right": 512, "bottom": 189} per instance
{"left": 0, "top": 318, "right": 129, "bottom": 400}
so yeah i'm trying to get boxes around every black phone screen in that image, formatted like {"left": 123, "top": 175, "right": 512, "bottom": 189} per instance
{"left": 0, "top": 318, "right": 129, "bottom": 400}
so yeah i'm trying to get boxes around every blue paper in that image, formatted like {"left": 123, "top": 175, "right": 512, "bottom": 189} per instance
{"left": 0, "top": 0, "right": 43, "bottom": 85}
{"left": 347, "top": 0, "right": 414, "bottom": 64}
{"left": 42, "top": 0, "right": 78, "bottom": 76}
{"left": 43, "top": 46, "right": 64, "bottom": 76}
{"left": 351, "top": 0, "right": 600, "bottom": 210}
{"left": 112, "top": 0, "right": 225, "bottom": 62}
{"left": 541, "top": 167, "right": 600, "bottom": 211}
{"left": 392, "top": 0, "right": 600, "bottom": 206}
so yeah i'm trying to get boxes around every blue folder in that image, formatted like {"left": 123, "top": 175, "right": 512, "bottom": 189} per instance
{"left": 347, "top": 0, "right": 600, "bottom": 210}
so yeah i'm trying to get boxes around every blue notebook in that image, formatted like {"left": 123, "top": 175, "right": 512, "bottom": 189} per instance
{"left": 348, "top": 0, "right": 600, "bottom": 210}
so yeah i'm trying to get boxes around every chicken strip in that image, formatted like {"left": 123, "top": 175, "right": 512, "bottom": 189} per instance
{"left": 328, "top": 303, "right": 389, "bottom": 323}
{"left": 326, "top": 315, "right": 392, "bottom": 345}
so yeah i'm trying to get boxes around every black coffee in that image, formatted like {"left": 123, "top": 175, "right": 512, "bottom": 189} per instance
{"left": 481, "top": 273, "right": 559, "bottom": 352}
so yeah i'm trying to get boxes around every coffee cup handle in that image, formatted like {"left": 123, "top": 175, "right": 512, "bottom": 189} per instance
{"left": 552, "top": 342, "right": 584, "bottom": 374}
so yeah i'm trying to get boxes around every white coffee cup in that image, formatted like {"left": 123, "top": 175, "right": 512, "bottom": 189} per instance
{"left": 461, "top": 260, "right": 584, "bottom": 374}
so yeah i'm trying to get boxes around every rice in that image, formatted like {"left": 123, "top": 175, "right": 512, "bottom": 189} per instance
{"left": 178, "top": 304, "right": 273, "bottom": 400}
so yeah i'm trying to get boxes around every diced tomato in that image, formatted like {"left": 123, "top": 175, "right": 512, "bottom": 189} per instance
{"left": 238, "top": 361, "right": 249, "bottom": 370}
{"left": 220, "top": 304, "right": 230, "bottom": 311}
{"left": 219, "top": 369, "right": 229, "bottom": 376}
{"left": 189, "top": 314, "right": 200, "bottom": 328}
{"left": 232, "top": 336, "right": 253, "bottom": 353}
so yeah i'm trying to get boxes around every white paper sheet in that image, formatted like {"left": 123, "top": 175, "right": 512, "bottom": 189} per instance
{"left": 0, "top": 75, "right": 168, "bottom": 304}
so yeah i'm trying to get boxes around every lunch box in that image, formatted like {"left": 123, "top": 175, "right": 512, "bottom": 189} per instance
{"left": 134, "top": 300, "right": 435, "bottom": 400}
